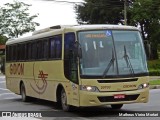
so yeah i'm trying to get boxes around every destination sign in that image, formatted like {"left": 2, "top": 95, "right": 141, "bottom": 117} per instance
{"left": 85, "top": 34, "right": 107, "bottom": 38}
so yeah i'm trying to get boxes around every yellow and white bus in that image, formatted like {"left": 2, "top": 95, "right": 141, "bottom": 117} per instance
{"left": 5, "top": 25, "right": 149, "bottom": 111}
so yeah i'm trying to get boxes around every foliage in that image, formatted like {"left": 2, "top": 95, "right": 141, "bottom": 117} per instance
{"left": 149, "top": 70, "right": 160, "bottom": 76}
{"left": 0, "top": 35, "right": 8, "bottom": 44}
{"left": 148, "top": 60, "right": 160, "bottom": 70}
{"left": 0, "top": 0, "right": 40, "bottom": 38}
{"left": 129, "top": 0, "right": 160, "bottom": 59}
{"left": 148, "top": 60, "right": 160, "bottom": 76}
{"left": 75, "top": 0, "right": 124, "bottom": 24}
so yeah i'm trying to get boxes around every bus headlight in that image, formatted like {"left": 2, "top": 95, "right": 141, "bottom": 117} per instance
{"left": 80, "top": 85, "right": 99, "bottom": 92}
{"left": 138, "top": 83, "right": 149, "bottom": 90}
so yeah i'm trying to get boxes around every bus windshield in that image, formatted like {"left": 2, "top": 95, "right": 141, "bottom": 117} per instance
{"left": 78, "top": 30, "right": 148, "bottom": 78}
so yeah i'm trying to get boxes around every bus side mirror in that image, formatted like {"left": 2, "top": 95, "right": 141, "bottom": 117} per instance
{"left": 74, "top": 41, "right": 82, "bottom": 58}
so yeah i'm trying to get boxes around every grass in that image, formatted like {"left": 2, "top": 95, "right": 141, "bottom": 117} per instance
{"left": 147, "top": 59, "right": 160, "bottom": 76}
{"left": 148, "top": 60, "right": 160, "bottom": 70}
{"left": 149, "top": 80, "right": 160, "bottom": 85}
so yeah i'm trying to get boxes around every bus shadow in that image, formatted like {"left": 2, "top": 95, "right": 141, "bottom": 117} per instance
{"left": 22, "top": 98, "right": 134, "bottom": 117}
{"left": 11, "top": 98, "right": 136, "bottom": 117}
{"left": 71, "top": 106, "right": 132, "bottom": 117}
{"left": 37, "top": 101, "right": 133, "bottom": 117}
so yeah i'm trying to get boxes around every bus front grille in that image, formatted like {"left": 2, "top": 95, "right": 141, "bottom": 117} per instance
{"left": 97, "top": 94, "right": 139, "bottom": 102}
{"left": 97, "top": 78, "right": 138, "bottom": 83}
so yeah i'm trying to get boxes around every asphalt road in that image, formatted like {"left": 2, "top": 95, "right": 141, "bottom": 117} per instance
{"left": 0, "top": 76, "right": 160, "bottom": 120}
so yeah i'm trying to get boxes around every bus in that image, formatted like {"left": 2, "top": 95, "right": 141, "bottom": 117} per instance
{"left": 5, "top": 25, "right": 149, "bottom": 111}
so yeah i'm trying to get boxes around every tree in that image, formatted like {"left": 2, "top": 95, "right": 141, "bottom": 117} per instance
{"left": 75, "top": 0, "right": 124, "bottom": 24}
{"left": 0, "top": 35, "right": 7, "bottom": 44}
{"left": 129, "top": 0, "right": 160, "bottom": 59}
{"left": 76, "top": 0, "right": 160, "bottom": 59}
{"left": 0, "top": 1, "right": 40, "bottom": 38}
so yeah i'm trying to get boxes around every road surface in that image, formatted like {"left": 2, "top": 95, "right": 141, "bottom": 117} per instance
{"left": 0, "top": 76, "right": 159, "bottom": 120}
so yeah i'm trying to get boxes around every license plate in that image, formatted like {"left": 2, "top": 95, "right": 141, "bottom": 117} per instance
{"left": 114, "top": 94, "right": 125, "bottom": 99}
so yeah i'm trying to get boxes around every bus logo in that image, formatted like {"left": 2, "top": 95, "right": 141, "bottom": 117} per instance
{"left": 30, "top": 70, "right": 48, "bottom": 94}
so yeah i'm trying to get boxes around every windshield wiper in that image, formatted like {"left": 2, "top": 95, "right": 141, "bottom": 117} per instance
{"left": 123, "top": 45, "right": 134, "bottom": 75}
{"left": 102, "top": 49, "right": 115, "bottom": 78}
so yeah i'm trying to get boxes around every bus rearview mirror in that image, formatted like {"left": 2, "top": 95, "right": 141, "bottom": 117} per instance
{"left": 74, "top": 41, "right": 82, "bottom": 58}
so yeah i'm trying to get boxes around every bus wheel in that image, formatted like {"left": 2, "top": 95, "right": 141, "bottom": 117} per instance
{"left": 61, "top": 88, "right": 70, "bottom": 111}
{"left": 111, "top": 104, "right": 123, "bottom": 109}
{"left": 20, "top": 83, "right": 28, "bottom": 102}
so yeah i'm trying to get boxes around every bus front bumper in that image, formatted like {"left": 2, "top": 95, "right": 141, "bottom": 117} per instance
{"left": 79, "top": 88, "right": 149, "bottom": 107}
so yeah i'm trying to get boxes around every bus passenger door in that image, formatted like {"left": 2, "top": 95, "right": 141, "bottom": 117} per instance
{"left": 69, "top": 50, "right": 79, "bottom": 106}
{"left": 64, "top": 32, "right": 80, "bottom": 107}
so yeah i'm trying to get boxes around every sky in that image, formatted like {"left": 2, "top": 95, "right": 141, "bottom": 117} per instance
{"left": 0, "top": 0, "right": 83, "bottom": 36}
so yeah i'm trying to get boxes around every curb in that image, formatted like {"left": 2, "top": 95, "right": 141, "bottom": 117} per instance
{"left": 149, "top": 85, "right": 160, "bottom": 89}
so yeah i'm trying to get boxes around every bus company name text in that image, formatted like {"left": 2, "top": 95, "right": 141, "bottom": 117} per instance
{"left": 10, "top": 63, "right": 24, "bottom": 75}
{"left": 123, "top": 85, "right": 136, "bottom": 88}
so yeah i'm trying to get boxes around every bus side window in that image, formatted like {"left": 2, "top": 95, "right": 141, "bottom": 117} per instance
{"left": 49, "top": 35, "right": 62, "bottom": 59}
{"left": 28, "top": 42, "right": 32, "bottom": 60}
{"left": 13, "top": 45, "right": 17, "bottom": 61}
{"left": 6, "top": 46, "right": 9, "bottom": 61}
{"left": 43, "top": 39, "right": 49, "bottom": 59}
{"left": 55, "top": 35, "right": 62, "bottom": 59}
{"left": 37, "top": 40, "right": 43, "bottom": 60}
{"left": 31, "top": 42, "right": 37, "bottom": 60}
{"left": 19, "top": 43, "right": 25, "bottom": 61}
{"left": 24, "top": 44, "right": 28, "bottom": 60}
{"left": 10, "top": 46, "right": 13, "bottom": 61}
{"left": 50, "top": 37, "right": 56, "bottom": 59}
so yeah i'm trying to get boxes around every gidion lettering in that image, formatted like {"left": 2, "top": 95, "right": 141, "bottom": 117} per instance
{"left": 10, "top": 63, "right": 24, "bottom": 75}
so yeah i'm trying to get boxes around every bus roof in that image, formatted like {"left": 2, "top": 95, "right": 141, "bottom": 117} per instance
{"left": 71, "top": 24, "right": 138, "bottom": 31}
{"left": 6, "top": 24, "right": 139, "bottom": 45}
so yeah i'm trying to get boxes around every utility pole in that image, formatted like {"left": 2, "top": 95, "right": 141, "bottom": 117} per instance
{"left": 124, "top": 0, "right": 127, "bottom": 25}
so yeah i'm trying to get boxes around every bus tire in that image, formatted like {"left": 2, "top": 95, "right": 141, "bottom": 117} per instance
{"left": 20, "top": 83, "right": 29, "bottom": 102}
{"left": 111, "top": 104, "right": 123, "bottom": 109}
{"left": 61, "top": 88, "right": 71, "bottom": 111}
